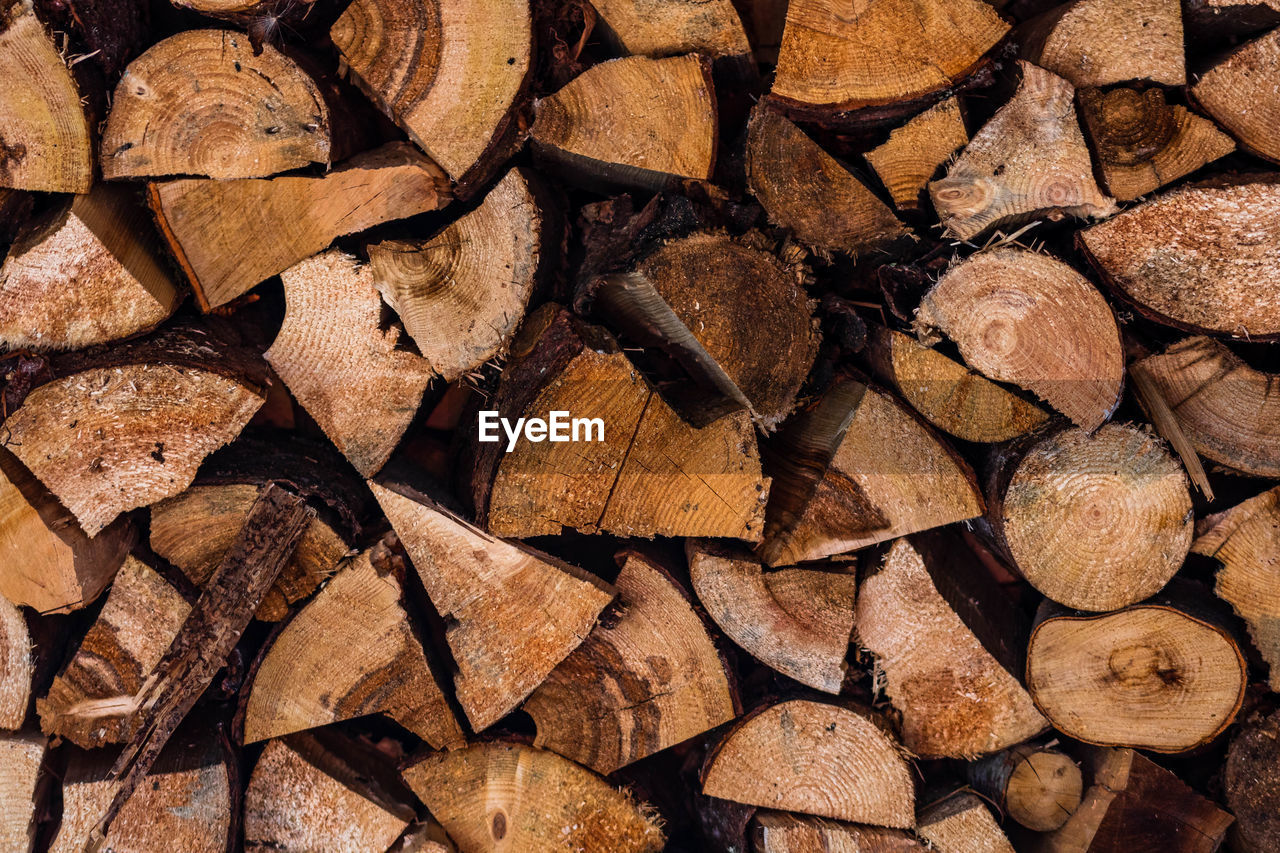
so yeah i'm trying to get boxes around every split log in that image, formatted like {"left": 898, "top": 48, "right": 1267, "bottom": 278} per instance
{"left": 531, "top": 55, "right": 717, "bottom": 190}
{"left": 968, "top": 743, "right": 1083, "bottom": 831}
{"left": 101, "top": 29, "right": 330, "bottom": 179}
{"left": 864, "top": 324, "right": 1049, "bottom": 444}
{"left": 1077, "top": 177, "right": 1280, "bottom": 338}
{"left": 701, "top": 699, "right": 915, "bottom": 827}
{"left": 244, "top": 732, "right": 417, "bottom": 853}
{"left": 369, "top": 167, "right": 551, "bottom": 383}
{"left": 524, "top": 549, "right": 737, "bottom": 774}
{"left": 148, "top": 142, "right": 452, "bottom": 310}
{"left": 983, "top": 424, "right": 1191, "bottom": 611}
{"left": 1077, "top": 87, "right": 1234, "bottom": 202}
{"left": 0, "top": 595, "right": 29, "bottom": 729}
{"left": 752, "top": 811, "right": 927, "bottom": 852}
{"left": 929, "top": 62, "right": 1116, "bottom": 241}
{"left": 590, "top": 0, "right": 751, "bottom": 58}
{"left": 745, "top": 103, "right": 908, "bottom": 256}
{"left": 686, "top": 539, "right": 855, "bottom": 693}
{"left": 760, "top": 376, "right": 982, "bottom": 566}
{"left": 865, "top": 98, "right": 969, "bottom": 210}
{"left": 469, "top": 304, "right": 768, "bottom": 540}
{"left": 856, "top": 537, "right": 1047, "bottom": 758}
{"left": 1018, "top": 0, "right": 1185, "bottom": 87}
{"left": 1192, "top": 486, "right": 1280, "bottom": 690}
{"left": 1025, "top": 599, "right": 1247, "bottom": 752}
{"left": 0, "top": 448, "right": 132, "bottom": 614}
{"left": 1037, "top": 746, "right": 1234, "bottom": 852}
{"left": 0, "top": 185, "right": 179, "bottom": 351}
{"left": 403, "top": 741, "right": 666, "bottom": 853}
{"left": 0, "top": 0, "right": 93, "bottom": 193}
{"left": 916, "top": 791, "right": 1014, "bottom": 853}
{"left": 371, "top": 481, "right": 613, "bottom": 732}
{"left": 1190, "top": 27, "right": 1280, "bottom": 165}
{"left": 769, "top": 0, "right": 1008, "bottom": 118}
{"left": 331, "top": 0, "right": 531, "bottom": 190}
{"left": 0, "top": 730, "right": 46, "bottom": 852}
{"left": 242, "top": 545, "right": 464, "bottom": 749}
{"left": 1135, "top": 336, "right": 1280, "bottom": 477}
{"left": 1224, "top": 710, "right": 1280, "bottom": 852}
{"left": 265, "top": 250, "right": 436, "bottom": 477}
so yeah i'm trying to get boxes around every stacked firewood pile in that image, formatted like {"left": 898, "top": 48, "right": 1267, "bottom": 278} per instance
{"left": 1, "top": 0, "right": 1279, "bottom": 849}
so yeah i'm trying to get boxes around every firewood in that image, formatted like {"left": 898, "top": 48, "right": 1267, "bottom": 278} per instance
{"left": 524, "top": 549, "right": 737, "bottom": 774}
{"left": 1025, "top": 599, "right": 1247, "bottom": 752}
{"left": 760, "top": 376, "right": 982, "bottom": 566}
{"left": 701, "top": 699, "right": 915, "bottom": 827}
{"left": 916, "top": 791, "right": 1014, "bottom": 853}
{"left": 0, "top": 185, "right": 179, "bottom": 351}
{"left": 531, "top": 55, "right": 717, "bottom": 190}
{"left": 330, "top": 0, "right": 531, "bottom": 191}
{"left": 0, "top": 730, "right": 47, "bottom": 852}
{"left": 1192, "top": 486, "right": 1280, "bottom": 690}
{"left": 265, "top": 250, "right": 435, "bottom": 477}
{"left": 370, "top": 481, "right": 614, "bottom": 732}
{"left": 470, "top": 304, "right": 768, "bottom": 540}
{"left": 1224, "top": 710, "right": 1280, "bottom": 852}
{"left": 983, "top": 424, "right": 1191, "bottom": 611}
{"left": 864, "top": 324, "right": 1049, "bottom": 444}
{"left": 1190, "top": 27, "right": 1280, "bottom": 165}
{"left": 686, "top": 539, "right": 855, "bottom": 693}
{"left": 1077, "top": 177, "right": 1280, "bottom": 338}
{"left": 929, "top": 62, "right": 1117, "bottom": 241}
{"left": 244, "top": 732, "right": 418, "bottom": 853}
{"left": 745, "top": 103, "right": 908, "bottom": 256}
{"left": 101, "top": 30, "right": 330, "bottom": 180}
{"left": 751, "top": 811, "right": 928, "bottom": 852}
{"left": 968, "top": 743, "right": 1083, "bottom": 831}
{"left": 390, "top": 821, "right": 456, "bottom": 853}
{"left": 0, "top": 594, "right": 29, "bottom": 729}
{"left": 591, "top": 231, "right": 819, "bottom": 428}
{"left": 1077, "top": 87, "right": 1234, "bottom": 202}
{"left": 857, "top": 538, "right": 1047, "bottom": 758}
{"left": 0, "top": 448, "right": 132, "bottom": 614}
{"left": 590, "top": 0, "right": 751, "bottom": 58}
{"left": 369, "top": 168, "right": 550, "bottom": 383}
{"left": 1018, "top": 0, "right": 1185, "bottom": 87}
{"left": 242, "top": 544, "right": 464, "bottom": 749}
{"left": 1135, "top": 336, "right": 1280, "bottom": 477}
{"left": 768, "top": 0, "right": 1008, "bottom": 118}
{"left": 1037, "top": 746, "right": 1233, "bottom": 852}
{"left": 737, "top": 0, "right": 788, "bottom": 64}
{"left": 0, "top": 0, "right": 92, "bottom": 193}
{"left": 865, "top": 97, "right": 969, "bottom": 211}
{"left": 403, "top": 741, "right": 666, "bottom": 853}
{"left": 148, "top": 142, "right": 452, "bottom": 310}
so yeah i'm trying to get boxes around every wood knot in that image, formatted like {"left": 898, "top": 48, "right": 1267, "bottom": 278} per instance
{"left": 491, "top": 810, "right": 507, "bottom": 840}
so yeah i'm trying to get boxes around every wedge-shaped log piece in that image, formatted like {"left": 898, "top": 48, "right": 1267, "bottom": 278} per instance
{"left": 1191, "top": 27, "right": 1280, "bottom": 165}
{"left": 687, "top": 539, "right": 854, "bottom": 693}
{"left": 858, "top": 538, "right": 1047, "bottom": 758}
{"left": 0, "top": 185, "right": 179, "bottom": 351}
{"left": 102, "top": 30, "right": 329, "bottom": 179}
{"left": 1077, "top": 178, "right": 1280, "bottom": 338}
{"left": 968, "top": 743, "right": 1082, "bottom": 831}
{"left": 1026, "top": 601, "right": 1247, "bottom": 752}
{"left": 404, "top": 741, "right": 665, "bottom": 853}
{"left": 752, "top": 811, "right": 927, "bottom": 852}
{"left": 916, "top": 791, "right": 1014, "bottom": 853}
{"left": 38, "top": 557, "right": 189, "bottom": 749}
{"left": 930, "top": 63, "right": 1116, "bottom": 240}
{"left": 149, "top": 142, "right": 451, "bottom": 310}
{"left": 770, "top": 0, "right": 1008, "bottom": 113}
{"left": 372, "top": 481, "right": 614, "bottom": 732}
{"left": 1019, "top": 0, "right": 1185, "bottom": 87}
{"left": 592, "top": 0, "right": 750, "bottom": 57}
{"left": 331, "top": 0, "right": 530, "bottom": 188}
{"left": 0, "top": 0, "right": 92, "bottom": 193}
{"left": 243, "top": 547, "right": 463, "bottom": 749}
{"left": 267, "top": 251, "right": 435, "bottom": 477}
{"left": 746, "top": 103, "right": 907, "bottom": 255}
{"left": 760, "top": 377, "right": 982, "bottom": 566}
{"left": 865, "top": 98, "right": 969, "bottom": 210}
{"left": 1078, "top": 87, "right": 1234, "bottom": 202}
{"left": 702, "top": 699, "right": 915, "bottom": 826}
{"left": 369, "top": 168, "right": 548, "bottom": 383}
{"left": 0, "top": 595, "right": 29, "bottom": 730}
{"left": 532, "top": 55, "right": 716, "bottom": 190}
{"left": 915, "top": 248, "right": 1123, "bottom": 431}
{"left": 1225, "top": 710, "right": 1280, "bottom": 853}
{"left": 524, "top": 550, "right": 736, "bottom": 774}
{"left": 0, "top": 731, "right": 46, "bottom": 852}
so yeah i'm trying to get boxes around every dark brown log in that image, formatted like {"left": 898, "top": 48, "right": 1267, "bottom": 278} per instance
{"left": 1224, "top": 709, "right": 1280, "bottom": 852}
{"left": 968, "top": 743, "right": 1083, "bottom": 831}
